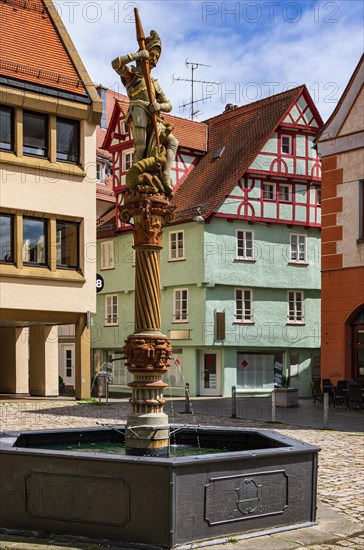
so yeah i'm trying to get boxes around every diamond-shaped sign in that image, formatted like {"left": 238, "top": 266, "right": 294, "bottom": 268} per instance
{"left": 241, "top": 360, "right": 248, "bottom": 368}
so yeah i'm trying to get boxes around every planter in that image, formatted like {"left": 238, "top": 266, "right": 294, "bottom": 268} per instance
{"left": 275, "top": 388, "right": 299, "bottom": 407}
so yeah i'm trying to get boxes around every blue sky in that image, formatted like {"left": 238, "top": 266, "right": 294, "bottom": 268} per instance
{"left": 56, "top": 0, "right": 364, "bottom": 122}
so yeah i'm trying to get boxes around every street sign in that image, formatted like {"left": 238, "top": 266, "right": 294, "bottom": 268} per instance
{"left": 96, "top": 273, "right": 104, "bottom": 293}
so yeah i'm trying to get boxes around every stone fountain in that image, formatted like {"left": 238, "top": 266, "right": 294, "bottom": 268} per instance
{"left": 0, "top": 10, "right": 320, "bottom": 549}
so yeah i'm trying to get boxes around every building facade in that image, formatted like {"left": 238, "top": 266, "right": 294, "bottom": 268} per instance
{"left": 93, "top": 86, "right": 323, "bottom": 397}
{"left": 0, "top": 0, "right": 101, "bottom": 397}
{"left": 316, "top": 55, "right": 364, "bottom": 385}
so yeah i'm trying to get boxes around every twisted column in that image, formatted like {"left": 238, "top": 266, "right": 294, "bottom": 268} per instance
{"left": 119, "top": 191, "right": 174, "bottom": 456}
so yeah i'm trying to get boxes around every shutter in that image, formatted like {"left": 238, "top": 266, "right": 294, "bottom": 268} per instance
{"left": 215, "top": 312, "right": 226, "bottom": 340}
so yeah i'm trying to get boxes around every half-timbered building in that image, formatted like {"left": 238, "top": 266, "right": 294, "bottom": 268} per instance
{"left": 94, "top": 85, "right": 323, "bottom": 397}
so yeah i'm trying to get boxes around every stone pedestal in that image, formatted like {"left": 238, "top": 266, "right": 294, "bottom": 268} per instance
{"left": 119, "top": 191, "right": 174, "bottom": 456}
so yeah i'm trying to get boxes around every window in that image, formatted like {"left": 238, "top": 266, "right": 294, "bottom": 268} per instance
{"left": 279, "top": 184, "right": 292, "bottom": 202}
{"left": 105, "top": 294, "right": 118, "bottom": 325}
{"left": 288, "top": 291, "right": 304, "bottom": 323}
{"left": 22, "top": 217, "right": 47, "bottom": 265}
{"left": 56, "top": 118, "right": 79, "bottom": 163}
{"left": 0, "top": 213, "right": 14, "bottom": 263}
{"left": 56, "top": 221, "right": 79, "bottom": 268}
{"left": 0, "top": 105, "right": 14, "bottom": 151}
{"left": 281, "top": 135, "right": 292, "bottom": 155}
{"left": 359, "top": 180, "right": 364, "bottom": 241}
{"left": 169, "top": 231, "right": 184, "bottom": 261}
{"left": 23, "top": 111, "right": 48, "bottom": 157}
{"left": 235, "top": 289, "right": 253, "bottom": 322}
{"left": 173, "top": 289, "right": 188, "bottom": 322}
{"left": 96, "top": 161, "right": 105, "bottom": 183}
{"left": 290, "top": 234, "right": 306, "bottom": 262}
{"left": 123, "top": 151, "right": 133, "bottom": 171}
{"left": 236, "top": 230, "right": 254, "bottom": 260}
{"left": 263, "top": 182, "right": 275, "bottom": 200}
{"left": 101, "top": 240, "right": 115, "bottom": 269}
{"left": 317, "top": 187, "right": 321, "bottom": 206}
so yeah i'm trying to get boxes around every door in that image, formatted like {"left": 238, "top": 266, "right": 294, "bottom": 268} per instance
{"left": 60, "top": 345, "right": 75, "bottom": 388}
{"left": 353, "top": 325, "right": 364, "bottom": 384}
{"left": 199, "top": 352, "right": 221, "bottom": 396}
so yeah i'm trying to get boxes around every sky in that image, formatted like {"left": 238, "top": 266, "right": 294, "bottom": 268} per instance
{"left": 55, "top": 0, "right": 364, "bottom": 122}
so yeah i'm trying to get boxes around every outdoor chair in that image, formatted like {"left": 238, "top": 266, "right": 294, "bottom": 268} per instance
{"left": 312, "top": 380, "right": 323, "bottom": 403}
{"left": 346, "top": 383, "right": 363, "bottom": 410}
{"left": 333, "top": 380, "right": 347, "bottom": 408}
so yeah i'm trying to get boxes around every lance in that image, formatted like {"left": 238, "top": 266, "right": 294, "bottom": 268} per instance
{"left": 134, "top": 8, "right": 161, "bottom": 152}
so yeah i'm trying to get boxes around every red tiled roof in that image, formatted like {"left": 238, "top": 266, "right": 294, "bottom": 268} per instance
{"left": 96, "top": 179, "right": 115, "bottom": 203}
{"left": 173, "top": 86, "right": 308, "bottom": 220}
{"left": 0, "top": 0, "right": 86, "bottom": 95}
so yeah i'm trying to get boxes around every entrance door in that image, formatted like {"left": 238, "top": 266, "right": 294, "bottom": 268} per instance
{"left": 353, "top": 325, "right": 364, "bottom": 384}
{"left": 199, "top": 352, "right": 220, "bottom": 396}
{"left": 60, "top": 345, "right": 75, "bottom": 388}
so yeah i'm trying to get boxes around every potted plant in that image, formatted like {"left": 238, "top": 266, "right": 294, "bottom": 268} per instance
{"left": 275, "top": 374, "right": 299, "bottom": 407}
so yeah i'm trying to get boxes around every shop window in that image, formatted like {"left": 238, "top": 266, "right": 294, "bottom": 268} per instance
{"left": 23, "top": 111, "right": 48, "bottom": 158}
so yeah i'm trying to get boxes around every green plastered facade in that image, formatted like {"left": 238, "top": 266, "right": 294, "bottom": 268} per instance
{"left": 92, "top": 216, "right": 320, "bottom": 398}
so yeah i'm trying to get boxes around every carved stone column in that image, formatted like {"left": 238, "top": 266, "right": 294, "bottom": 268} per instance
{"left": 119, "top": 191, "right": 174, "bottom": 456}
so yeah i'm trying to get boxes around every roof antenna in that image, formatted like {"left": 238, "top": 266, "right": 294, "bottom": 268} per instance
{"left": 173, "top": 60, "right": 219, "bottom": 120}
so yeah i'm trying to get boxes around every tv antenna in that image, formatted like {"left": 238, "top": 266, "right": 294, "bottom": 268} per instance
{"left": 173, "top": 59, "right": 219, "bottom": 120}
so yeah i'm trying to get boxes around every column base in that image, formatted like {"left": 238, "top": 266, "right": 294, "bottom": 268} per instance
{"left": 125, "top": 412, "right": 170, "bottom": 457}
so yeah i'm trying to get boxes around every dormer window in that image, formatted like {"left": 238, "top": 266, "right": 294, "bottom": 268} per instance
{"left": 96, "top": 161, "right": 105, "bottom": 183}
{"left": 281, "top": 135, "right": 293, "bottom": 155}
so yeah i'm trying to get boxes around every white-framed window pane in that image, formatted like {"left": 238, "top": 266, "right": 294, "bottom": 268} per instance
{"left": 169, "top": 231, "right": 184, "bottom": 260}
{"left": 279, "top": 184, "right": 291, "bottom": 202}
{"left": 237, "top": 230, "right": 254, "bottom": 259}
{"left": 173, "top": 289, "right": 188, "bottom": 321}
{"left": 101, "top": 240, "right": 114, "bottom": 269}
{"left": 288, "top": 291, "right": 304, "bottom": 322}
{"left": 290, "top": 234, "right": 306, "bottom": 262}
{"left": 235, "top": 288, "right": 252, "bottom": 321}
{"left": 123, "top": 151, "right": 133, "bottom": 171}
{"left": 105, "top": 294, "right": 118, "bottom": 325}
{"left": 263, "top": 183, "right": 275, "bottom": 200}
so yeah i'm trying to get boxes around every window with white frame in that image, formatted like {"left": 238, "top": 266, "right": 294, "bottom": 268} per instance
{"left": 96, "top": 161, "right": 105, "bottom": 183}
{"left": 173, "top": 289, "right": 188, "bottom": 322}
{"left": 123, "top": 150, "right": 133, "bottom": 171}
{"left": 288, "top": 291, "right": 304, "bottom": 323}
{"left": 290, "top": 234, "right": 306, "bottom": 262}
{"left": 236, "top": 230, "right": 254, "bottom": 260}
{"left": 100, "top": 240, "right": 114, "bottom": 269}
{"left": 235, "top": 289, "right": 253, "bottom": 322}
{"left": 105, "top": 294, "right": 118, "bottom": 325}
{"left": 279, "top": 184, "right": 292, "bottom": 202}
{"left": 263, "top": 182, "right": 275, "bottom": 200}
{"left": 281, "top": 135, "right": 293, "bottom": 155}
{"left": 169, "top": 230, "right": 184, "bottom": 261}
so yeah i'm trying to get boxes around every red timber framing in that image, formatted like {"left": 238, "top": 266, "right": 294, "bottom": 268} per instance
{"left": 102, "top": 100, "right": 205, "bottom": 232}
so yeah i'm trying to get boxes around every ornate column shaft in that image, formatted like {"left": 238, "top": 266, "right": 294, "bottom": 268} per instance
{"left": 119, "top": 191, "right": 174, "bottom": 456}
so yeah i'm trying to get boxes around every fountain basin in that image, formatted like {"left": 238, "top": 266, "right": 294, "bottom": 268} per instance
{"left": 0, "top": 426, "right": 319, "bottom": 548}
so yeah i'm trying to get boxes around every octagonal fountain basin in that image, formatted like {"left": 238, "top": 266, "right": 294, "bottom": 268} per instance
{"left": 0, "top": 426, "right": 319, "bottom": 549}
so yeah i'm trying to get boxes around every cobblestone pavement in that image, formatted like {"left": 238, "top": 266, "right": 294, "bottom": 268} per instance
{"left": 0, "top": 399, "right": 363, "bottom": 549}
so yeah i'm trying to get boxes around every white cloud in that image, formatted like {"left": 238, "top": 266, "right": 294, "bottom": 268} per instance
{"left": 58, "top": 0, "right": 364, "bottom": 121}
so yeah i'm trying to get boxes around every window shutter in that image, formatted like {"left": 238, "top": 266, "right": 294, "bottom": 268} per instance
{"left": 215, "top": 312, "right": 226, "bottom": 340}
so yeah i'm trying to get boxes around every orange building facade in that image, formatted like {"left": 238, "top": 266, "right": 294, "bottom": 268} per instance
{"left": 317, "top": 55, "right": 364, "bottom": 385}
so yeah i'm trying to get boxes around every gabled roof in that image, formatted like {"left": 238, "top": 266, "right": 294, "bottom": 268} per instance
{"left": 316, "top": 54, "right": 364, "bottom": 143}
{"left": 173, "top": 85, "right": 320, "bottom": 221}
{"left": 0, "top": 0, "right": 101, "bottom": 118}
{"left": 102, "top": 97, "right": 207, "bottom": 153}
